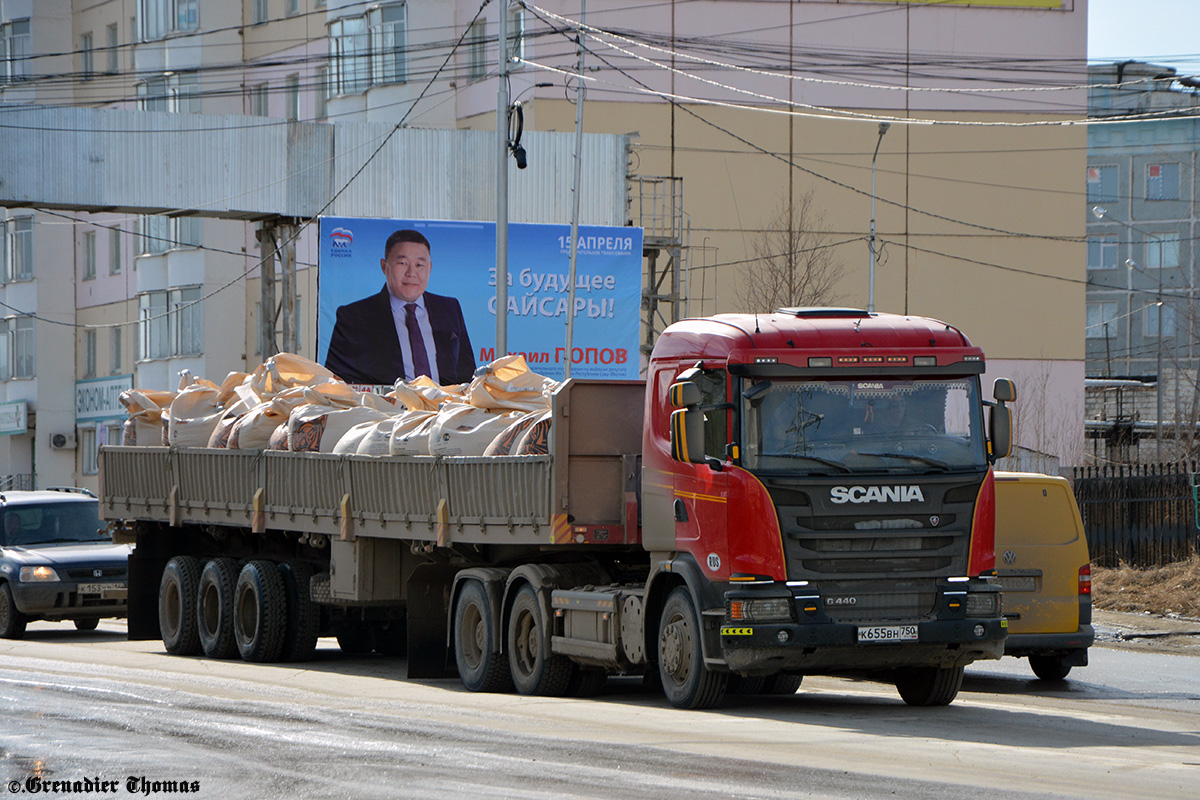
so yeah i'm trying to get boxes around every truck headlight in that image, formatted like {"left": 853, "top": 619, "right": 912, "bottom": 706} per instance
{"left": 20, "top": 565, "right": 60, "bottom": 582}
{"left": 965, "top": 590, "right": 1000, "bottom": 618}
{"left": 728, "top": 598, "right": 793, "bottom": 622}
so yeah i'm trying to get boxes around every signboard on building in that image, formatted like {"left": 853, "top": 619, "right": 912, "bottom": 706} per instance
{"left": 76, "top": 375, "right": 134, "bottom": 423}
{"left": 317, "top": 217, "right": 642, "bottom": 382}
{"left": 0, "top": 400, "right": 27, "bottom": 435}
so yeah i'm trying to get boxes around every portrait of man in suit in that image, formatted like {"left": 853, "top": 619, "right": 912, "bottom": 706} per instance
{"left": 324, "top": 229, "right": 476, "bottom": 386}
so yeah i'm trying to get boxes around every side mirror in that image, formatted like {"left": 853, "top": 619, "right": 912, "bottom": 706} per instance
{"left": 668, "top": 381, "right": 701, "bottom": 409}
{"left": 989, "top": 377, "right": 1015, "bottom": 460}
{"left": 670, "top": 407, "right": 707, "bottom": 464}
{"left": 993, "top": 378, "right": 1016, "bottom": 403}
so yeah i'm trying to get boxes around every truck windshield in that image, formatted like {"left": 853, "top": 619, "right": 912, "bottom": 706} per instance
{"left": 741, "top": 377, "right": 988, "bottom": 475}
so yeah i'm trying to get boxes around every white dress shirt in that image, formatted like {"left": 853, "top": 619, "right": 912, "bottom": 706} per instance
{"left": 389, "top": 293, "right": 440, "bottom": 384}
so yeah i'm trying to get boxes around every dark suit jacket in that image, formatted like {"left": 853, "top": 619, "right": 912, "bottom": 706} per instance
{"left": 324, "top": 287, "right": 476, "bottom": 385}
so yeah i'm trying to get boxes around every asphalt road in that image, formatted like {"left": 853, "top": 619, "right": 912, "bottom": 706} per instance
{"left": 2, "top": 620, "right": 1198, "bottom": 800}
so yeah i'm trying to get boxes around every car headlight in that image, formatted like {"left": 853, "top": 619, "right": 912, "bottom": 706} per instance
{"left": 20, "top": 565, "right": 60, "bottom": 582}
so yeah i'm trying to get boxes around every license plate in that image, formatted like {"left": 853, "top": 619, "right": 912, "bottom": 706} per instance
{"left": 997, "top": 576, "right": 1037, "bottom": 592}
{"left": 77, "top": 582, "right": 126, "bottom": 597}
{"left": 857, "top": 625, "right": 918, "bottom": 643}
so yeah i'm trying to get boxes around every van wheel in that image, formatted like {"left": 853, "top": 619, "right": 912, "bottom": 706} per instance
{"left": 234, "top": 560, "right": 287, "bottom": 663}
{"left": 74, "top": 618, "right": 100, "bottom": 631}
{"left": 1030, "top": 655, "right": 1072, "bottom": 681}
{"left": 507, "top": 584, "right": 572, "bottom": 696}
{"left": 453, "top": 580, "right": 512, "bottom": 693}
{"left": 658, "top": 587, "right": 727, "bottom": 709}
{"left": 895, "top": 666, "right": 964, "bottom": 706}
{"left": 0, "top": 583, "right": 27, "bottom": 640}
{"left": 196, "top": 558, "right": 239, "bottom": 659}
{"left": 159, "top": 556, "right": 201, "bottom": 655}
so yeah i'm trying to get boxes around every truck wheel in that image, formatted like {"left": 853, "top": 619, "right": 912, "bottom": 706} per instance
{"left": 159, "top": 556, "right": 201, "bottom": 655}
{"left": 657, "top": 587, "right": 727, "bottom": 709}
{"left": 895, "top": 665, "right": 964, "bottom": 706}
{"left": 726, "top": 675, "right": 766, "bottom": 695}
{"left": 196, "top": 558, "right": 239, "bottom": 659}
{"left": 1029, "top": 655, "right": 1072, "bottom": 681}
{"left": 234, "top": 560, "right": 287, "bottom": 663}
{"left": 507, "top": 584, "right": 572, "bottom": 696}
{"left": 453, "top": 581, "right": 513, "bottom": 693}
{"left": 760, "top": 673, "right": 804, "bottom": 695}
{"left": 74, "top": 618, "right": 100, "bottom": 632}
{"left": 566, "top": 666, "right": 608, "bottom": 698}
{"left": 0, "top": 583, "right": 27, "bottom": 640}
{"left": 278, "top": 561, "right": 319, "bottom": 662}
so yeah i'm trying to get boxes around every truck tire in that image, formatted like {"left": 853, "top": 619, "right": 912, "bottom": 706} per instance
{"left": 453, "top": 580, "right": 513, "bottom": 693}
{"left": 196, "top": 558, "right": 239, "bottom": 659}
{"left": 566, "top": 666, "right": 608, "bottom": 698}
{"left": 234, "top": 560, "right": 287, "bottom": 663}
{"left": 760, "top": 673, "right": 804, "bottom": 695}
{"left": 158, "top": 556, "right": 201, "bottom": 656}
{"left": 658, "top": 587, "right": 727, "bottom": 710}
{"left": 278, "top": 561, "right": 319, "bottom": 662}
{"left": 1029, "top": 655, "right": 1072, "bottom": 681}
{"left": 507, "top": 584, "right": 572, "bottom": 696}
{"left": 726, "top": 675, "right": 766, "bottom": 695}
{"left": 895, "top": 665, "right": 964, "bottom": 706}
{"left": 0, "top": 583, "right": 27, "bottom": 640}
{"left": 74, "top": 618, "right": 100, "bottom": 632}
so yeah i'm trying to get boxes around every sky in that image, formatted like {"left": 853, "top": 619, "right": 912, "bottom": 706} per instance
{"left": 1088, "top": 0, "right": 1200, "bottom": 76}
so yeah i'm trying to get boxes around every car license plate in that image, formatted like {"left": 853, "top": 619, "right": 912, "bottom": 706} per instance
{"left": 77, "top": 582, "right": 126, "bottom": 597}
{"left": 997, "top": 576, "right": 1037, "bottom": 592}
{"left": 857, "top": 625, "right": 918, "bottom": 643}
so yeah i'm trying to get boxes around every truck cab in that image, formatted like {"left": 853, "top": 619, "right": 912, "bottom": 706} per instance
{"left": 643, "top": 308, "right": 1014, "bottom": 706}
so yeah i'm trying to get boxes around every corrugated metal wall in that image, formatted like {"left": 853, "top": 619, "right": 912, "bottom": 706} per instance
{"left": 0, "top": 106, "right": 630, "bottom": 226}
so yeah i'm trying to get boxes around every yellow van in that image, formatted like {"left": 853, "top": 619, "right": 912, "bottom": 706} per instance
{"left": 993, "top": 472, "right": 1094, "bottom": 680}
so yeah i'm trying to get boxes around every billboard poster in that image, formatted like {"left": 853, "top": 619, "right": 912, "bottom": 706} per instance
{"left": 317, "top": 217, "right": 642, "bottom": 385}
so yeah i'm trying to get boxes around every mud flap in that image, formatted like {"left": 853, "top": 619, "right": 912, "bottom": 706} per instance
{"left": 126, "top": 547, "right": 165, "bottom": 641}
{"left": 406, "top": 562, "right": 460, "bottom": 679}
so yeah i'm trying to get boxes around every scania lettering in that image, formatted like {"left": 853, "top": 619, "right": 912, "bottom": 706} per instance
{"left": 101, "top": 308, "right": 1014, "bottom": 709}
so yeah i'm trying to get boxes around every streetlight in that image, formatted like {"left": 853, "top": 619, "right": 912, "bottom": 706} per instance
{"left": 1092, "top": 205, "right": 1164, "bottom": 460}
{"left": 868, "top": 121, "right": 890, "bottom": 313}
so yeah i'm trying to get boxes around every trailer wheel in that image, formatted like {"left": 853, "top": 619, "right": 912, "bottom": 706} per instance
{"left": 657, "top": 587, "right": 727, "bottom": 709}
{"left": 278, "top": 561, "right": 319, "bottom": 662}
{"left": 234, "top": 560, "right": 287, "bottom": 663}
{"left": 453, "top": 581, "right": 513, "bottom": 693}
{"left": 159, "top": 556, "right": 201, "bottom": 655}
{"left": 0, "top": 583, "right": 27, "bottom": 640}
{"left": 196, "top": 558, "right": 239, "bottom": 659}
{"left": 507, "top": 584, "right": 572, "bottom": 696}
{"left": 1029, "top": 655, "right": 1072, "bottom": 681}
{"left": 895, "top": 665, "right": 964, "bottom": 706}
{"left": 760, "top": 673, "right": 804, "bottom": 695}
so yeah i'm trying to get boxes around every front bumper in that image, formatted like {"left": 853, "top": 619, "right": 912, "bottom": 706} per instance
{"left": 12, "top": 580, "right": 128, "bottom": 621}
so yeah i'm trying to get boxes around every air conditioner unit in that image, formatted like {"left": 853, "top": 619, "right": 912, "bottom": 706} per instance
{"left": 49, "top": 432, "right": 77, "bottom": 450}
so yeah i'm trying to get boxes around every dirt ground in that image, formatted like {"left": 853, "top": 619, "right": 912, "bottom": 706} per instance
{"left": 1091, "top": 557, "right": 1200, "bottom": 655}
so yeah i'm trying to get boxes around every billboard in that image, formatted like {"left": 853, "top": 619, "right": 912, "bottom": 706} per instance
{"left": 317, "top": 217, "right": 642, "bottom": 384}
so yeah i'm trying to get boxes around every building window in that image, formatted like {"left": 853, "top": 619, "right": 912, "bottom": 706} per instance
{"left": 1, "top": 19, "right": 32, "bottom": 83}
{"left": 81, "top": 428, "right": 99, "bottom": 475}
{"left": 139, "top": 286, "right": 202, "bottom": 360}
{"left": 1144, "top": 301, "right": 1176, "bottom": 338}
{"left": 109, "top": 227, "right": 121, "bottom": 274}
{"left": 1086, "top": 302, "right": 1118, "bottom": 339}
{"left": 111, "top": 326, "right": 122, "bottom": 373}
{"left": 329, "top": 15, "right": 368, "bottom": 95}
{"left": 1146, "top": 162, "right": 1180, "bottom": 201}
{"left": 1086, "top": 165, "right": 1117, "bottom": 204}
{"left": 369, "top": 3, "right": 407, "bottom": 86}
{"left": 1087, "top": 235, "right": 1118, "bottom": 270}
{"left": 138, "top": 0, "right": 199, "bottom": 42}
{"left": 106, "top": 24, "right": 119, "bottom": 74}
{"left": 286, "top": 0, "right": 300, "bottom": 16}
{"left": 0, "top": 316, "right": 35, "bottom": 379}
{"left": 136, "top": 215, "right": 199, "bottom": 255}
{"left": 84, "top": 330, "right": 97, "bottom": 378}
{"left": 251, "top": 81, "right": 269, "bottom": 116}
{"left": 315, "top": 65, "right": 328, "bottom": 119}
{"left": 253, "top": 0, "right": 269, "bottom": 25}
{"left": 80, "top": 33, "right": 94, "bottom": 79}
{"left": 466, "top": 19, "right": 487, "bottom": 82}
{"left": 508, "top": 7, "right": 525, "bottom": 64}
{"left": 2, "top": 217, "right": 34, "bottom": 283}
{"left": 1146, "top": 236, "right": 1180, "bottom": 269}
{"left": 138, "top": 72, "right": 199, "bottom": 113}
{"left": 285, "top": 73, "right": 300, "bottom": 121}
{"left": 137, "top": 75, "right": 169, "bottom": 111}
{"left": 83, "top": 231, "right": 97, "bottom": 280}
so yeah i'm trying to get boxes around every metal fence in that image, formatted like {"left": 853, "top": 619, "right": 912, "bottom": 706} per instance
{"left": 1067, "top": 462, "right": 1200, "bottom": 566}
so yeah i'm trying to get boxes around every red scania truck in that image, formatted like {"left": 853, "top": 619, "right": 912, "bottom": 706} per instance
{"left": 101, "top": 308, "right": 1015, "bottom": 708}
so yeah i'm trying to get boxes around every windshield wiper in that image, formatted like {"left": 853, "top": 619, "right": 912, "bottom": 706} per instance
{"left": 858, "top": 452, "right": 952, "bottom": 471}
{"left": 762, "top": 453, "right": 852, "bottom": 473}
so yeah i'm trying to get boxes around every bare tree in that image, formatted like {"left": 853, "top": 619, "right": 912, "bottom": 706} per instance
{"left": 737, "top": 190, "right": 845, "bottom": 313}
